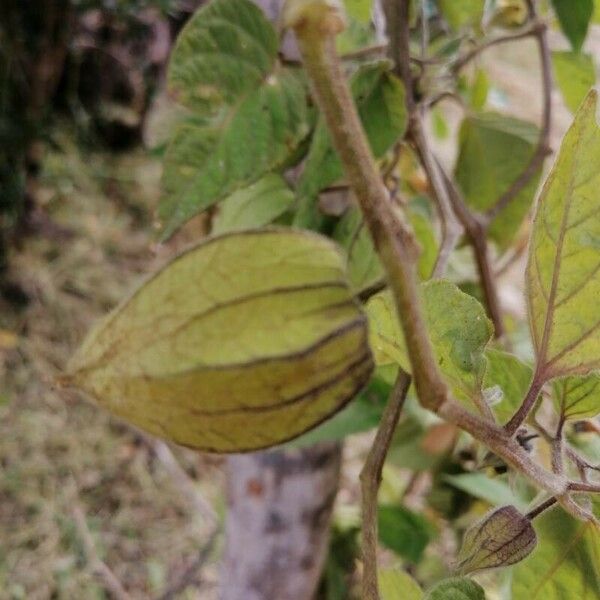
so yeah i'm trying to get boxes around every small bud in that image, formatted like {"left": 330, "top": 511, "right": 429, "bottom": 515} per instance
{"left": 457, "top": 505, "right": 537, "bottom": 574}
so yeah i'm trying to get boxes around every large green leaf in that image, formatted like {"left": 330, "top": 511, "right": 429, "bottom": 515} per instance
{"left": 553, "top": 373, "right": 600, "bottom": 420}
{"left": 512, "top": 507, "right": 600, "bottom": 598}
{"left": 551, "top": 0, "right": 593, "bottom": 53}
{"left": 378, "top": 504, "right": 435, "bottom": 563}
{"left": 379, "top": 569, "right": 423, "bottom": 600}
{"left": 367, "top": 280, "right": 493, "bottom": 407}
{"left": 160, "top": 0, "right": 310, "bottom": 237}
{"left": 424, "top": 577, "right": 486, "bottom": 600}
{"left": 212, "top": 174, "right": 294, "bottom": 233}
{"left": 483, "top": 349, "right": 533, "bottom": 424}
{"left": 552, "top": 52, "right": 596, "bottom": 114}
{"left": 455, "top": 113, "right": 541, "bottom": 248}
{"left": 64, "top": 229, "right": 373, "bottom": 452}
{"left": 295, "top": 61, "right": 407, "bottom": 228}
{"left": 527, "top": 90, "right": 600, "bottom": 380}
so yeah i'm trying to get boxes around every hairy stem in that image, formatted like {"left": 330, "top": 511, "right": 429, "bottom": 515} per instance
{"left": 383, "top": 0, "right": 463, "bottom": 278}
{"left": 285, "top": 0, "right": 587, "bottom": 545}
{"left": 359, "top": 370, "right": 411, "bottom": 599}
{"left": 526, "top": 496, "right": 557, "bottom": 520}
{"left": 386, "top": 0, "right": 504, "bottom": 333}
{"left": 436, "top": 161, "right": 505, "bottom": 336}
{"left": 505, "top": 374, "right": 545, "bottom": 436}
{"left": 288, "top": 3, "right": 448, "bottom": 413}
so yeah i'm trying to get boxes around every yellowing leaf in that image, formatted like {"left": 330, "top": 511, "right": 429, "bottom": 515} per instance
{"left": 367, "top": 281, "right": 492, "bottom": 407}
{"left": 553, "top": 373, "right": 600, "bottom": 420}
{"left": 512, "top": 507, "right": 600, "bottom": 599}
{"left": 379, "top": 568, "right": 422, "bottom": 600}
{"left": 457, "top": 505, "right": 536, "bottom": 574}
{"left": 527, "top": 89, "right": 600, "bottom": 379}
{"left": 64, "top": 229, "right": 373, "bottom": 452}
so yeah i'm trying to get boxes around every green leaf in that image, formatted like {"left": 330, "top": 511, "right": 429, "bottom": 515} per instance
{"left": 378, "top": 505, "right": 435, "bottom": 563}
{"left": 367, "top": 280, "right": 493, "bottom": 407}
{"left": 527, "top": 90, "right": 600, "bottom": 379}
{"left": 334, "top": 207, "right": 383, "bottom": 291}
{"left": 290, "top": 368, "right": 393, "bottom": 445}
{"left": 553, "top": 373, "right": 600, "bottom": 420}
{"left": 295, "top": 61, "right": 407, "bottom": 227}
{"left": 212, "top": 175, "right": 294, "bottom": 233}
{"left": 424, "top": 577, "right": 486, "bottom": 600}
{"left": 334, "top": 203, "right": 436, "bottom": 291}
{"left": 551, "top": 0, "right": 593, "bottom": 53}
{"left": 457, "top": 505, "right": 536, "bottom": 574}
{"left": 468, "top": 69, "right": 489, "bottom": 110}
{"left": 437, "top": 0, "right": 484, "bottom": 30}
{"left": 379, "top": 568, "right": 423, "bottom": 600}
{"left": 455, "top": 113, "right": 541, "bottom": 248}
{"left": 442, "top": 473, "right": 526, "bottom": 509}
{"left": 64, "top": 229, "right": 373, "bottom": 453}
{"left": 411, "top": 208, "right": 439, "bottom": 279}
{"left": 160, "top": 0, "right": 310, "bottom": 237}
{"left": 483, "top": 349, "right": 533, "bottom": 425}
{"left": 167, "top": 0, "right": 277, "bottom": 117}
{"left": 552, "top": 52, "right": 596, "bottom": 114}
{"left": 512, "top": 506, "right": 600, "bottom": 598}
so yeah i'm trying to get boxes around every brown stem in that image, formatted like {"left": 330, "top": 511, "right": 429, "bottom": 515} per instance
{"left": 451, "top": 21, "right": 545, "bottom": 73}
{"left": 385, "top": 0, "right": 503, "bottom": 335}
{"left": 551, "top": 415, "right": 566, "bottom": 475}
{"left": 289, "top": 3, "right": 448, "bottom": 412}
{"left": 505, "top": 374, "right": 545, "bottom": 436}
{"left": 526, "top": 496, "right": 557, "bottom": 520}
{"left": 286, "top": 0, "right": 584, "bottom": 523}
{"left": 569, "top": 481, "right": 600, "bottom": 493}
{"left": 409, "top": 122, "right": 464, "bottom": 278}
{"left": 384, "top": 0, "right": 463, "bottom": 278}
{"left": 436, "top": 160, "right": 505, "bottom": 337}
{"left": 487, "top": 2, "right": 552, "bottom": 220}
{"left": 359, "top": 370, "right": 411, "bottom": 600}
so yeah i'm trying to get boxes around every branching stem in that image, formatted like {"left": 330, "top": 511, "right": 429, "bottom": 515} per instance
{"left": 505, "top": 374, "right": 545, "bottom": 436}
{"left": 285, "top": 4, "right": 593, "bottom": 595}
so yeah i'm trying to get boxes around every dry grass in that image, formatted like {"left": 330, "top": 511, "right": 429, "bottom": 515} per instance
{"left": 0, "top": 133, "right": 223, "bottom": 599}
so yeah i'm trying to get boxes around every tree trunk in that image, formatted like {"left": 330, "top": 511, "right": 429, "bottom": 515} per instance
{"left": 221, "top": 442, "right": 342, "bottom": 600}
